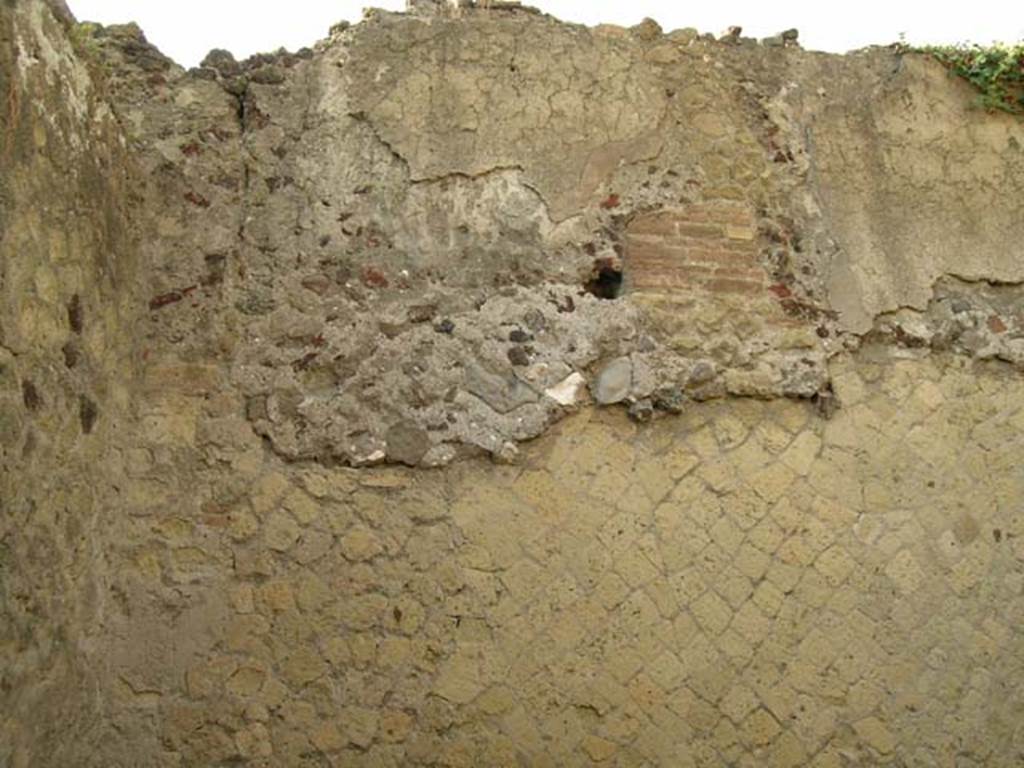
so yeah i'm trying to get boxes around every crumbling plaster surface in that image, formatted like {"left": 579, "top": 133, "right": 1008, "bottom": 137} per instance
{"left": 341, "top": 11, "right": 670, "bottom": 222}
{"left": 82, "top": 3, "right": 1024, "bottom": 467}
{"left": 794, "top": 53, "right": 1024, "bottom": 332}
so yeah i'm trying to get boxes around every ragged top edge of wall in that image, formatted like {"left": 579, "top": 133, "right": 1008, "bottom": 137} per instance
{"left": 59, "top": 0, "right": 936, "bottom": 75}
{"left": 40, "top": 0, "right": 75, "bottom": 28}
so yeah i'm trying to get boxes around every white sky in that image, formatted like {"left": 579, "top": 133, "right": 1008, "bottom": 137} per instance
{"left": 68, "top": 0, "right": 1024, "bottom": 68}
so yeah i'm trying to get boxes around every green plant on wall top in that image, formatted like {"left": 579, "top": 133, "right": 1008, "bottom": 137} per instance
{"left": 915, "top": 42, "right": 1024, "bottom": 115}
{"left": 68, "top": 21, "right": 104, "bottom": 60}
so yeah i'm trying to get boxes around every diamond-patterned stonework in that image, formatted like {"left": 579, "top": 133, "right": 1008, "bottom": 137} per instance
{"left": 102, "top": 355, "right": 1024, "bottom": 766}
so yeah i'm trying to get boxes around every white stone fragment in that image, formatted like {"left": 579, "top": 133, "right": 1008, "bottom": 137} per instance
{"left": 545, "top": 372, "right": 586, "bottom": 406}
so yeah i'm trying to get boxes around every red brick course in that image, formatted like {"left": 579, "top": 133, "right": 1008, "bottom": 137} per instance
{"left": 626, "top": 202, "right": 765, "bottom": 297}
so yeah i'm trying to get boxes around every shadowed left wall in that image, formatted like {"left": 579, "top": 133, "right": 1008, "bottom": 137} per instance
{"left": 0, "top": 1, "right": 139, "bottom": 764}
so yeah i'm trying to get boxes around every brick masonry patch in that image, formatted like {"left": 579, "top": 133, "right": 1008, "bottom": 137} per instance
{"left": 626, "top": 202, "right": 764, "bottom": 296}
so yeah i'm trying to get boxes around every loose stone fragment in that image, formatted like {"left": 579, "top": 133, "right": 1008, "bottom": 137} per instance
{"left": 466, "top": 363, "right": 539, "bottom": 413}
{"left": 592, "top": 357, "right": 632, "bottom": 405}
{"left": 687, "top": 361, "right": 717, "bottom": 388}
{"left": 507, "top": 346, "right": 530, "bottom": 367}
{"left": 385, "top": 422, "right": 431, "bottom": 466}
{"left": 493, "top": 441, "right": 520, "bottom": 464}
{"left": 628, "top": 398, "right": 655, "bottom": 422}
{"left": 407, "top": 304, "right": 436, "bottom": 323}
{"left": 653, "top": 387, "right": 685, "bottom": 414}
{"left": 545, "top": 372, "right": 586, "bottom": 406}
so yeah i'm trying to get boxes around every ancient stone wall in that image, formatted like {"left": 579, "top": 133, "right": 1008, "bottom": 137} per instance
{"left": 101, "top": 354, "right": 1024, "bottom": 768}
{"left": 0, "top": 1, "right": 139, "bottom": 763}
{"left": 1, "top": 1, "right": 1023, "bottom": 766}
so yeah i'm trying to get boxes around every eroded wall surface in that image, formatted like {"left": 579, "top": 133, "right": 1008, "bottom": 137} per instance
{"left": 87, "top": 4, "right": 1024, "bottom": 468}
{"left": 1, "top": 1, "right": 1023, "bottom": 766}
{"left": 0, "top": 1, "right": 138, "bottom": 764}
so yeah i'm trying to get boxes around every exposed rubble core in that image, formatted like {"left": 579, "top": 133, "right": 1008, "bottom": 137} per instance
{"left": 65, "top": 4, "right": 1023, "bottom": 468}
{"left": 1, "top": 1, "right": 1023, "bottom": 765}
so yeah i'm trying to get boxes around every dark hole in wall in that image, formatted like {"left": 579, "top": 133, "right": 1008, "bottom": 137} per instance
{"left": 202, "top": 253, "right": 227, "bottom": 286}
{"left": 812, "top": 383, "right": 839, "bottom": 419}
{"left": 21, "top": 379, "right": 42, "bottom": 412}
{"left": 584, "top": 260, "right": 624, "bottom": 300}
{"left": 62, "top": 341, "right": 80, "bottom": 369}
{"left": 79, "top": 396, "right": 99, "bottom": 435}
{"left": 67, "top": 294, "right": 83, "bottom": 334}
